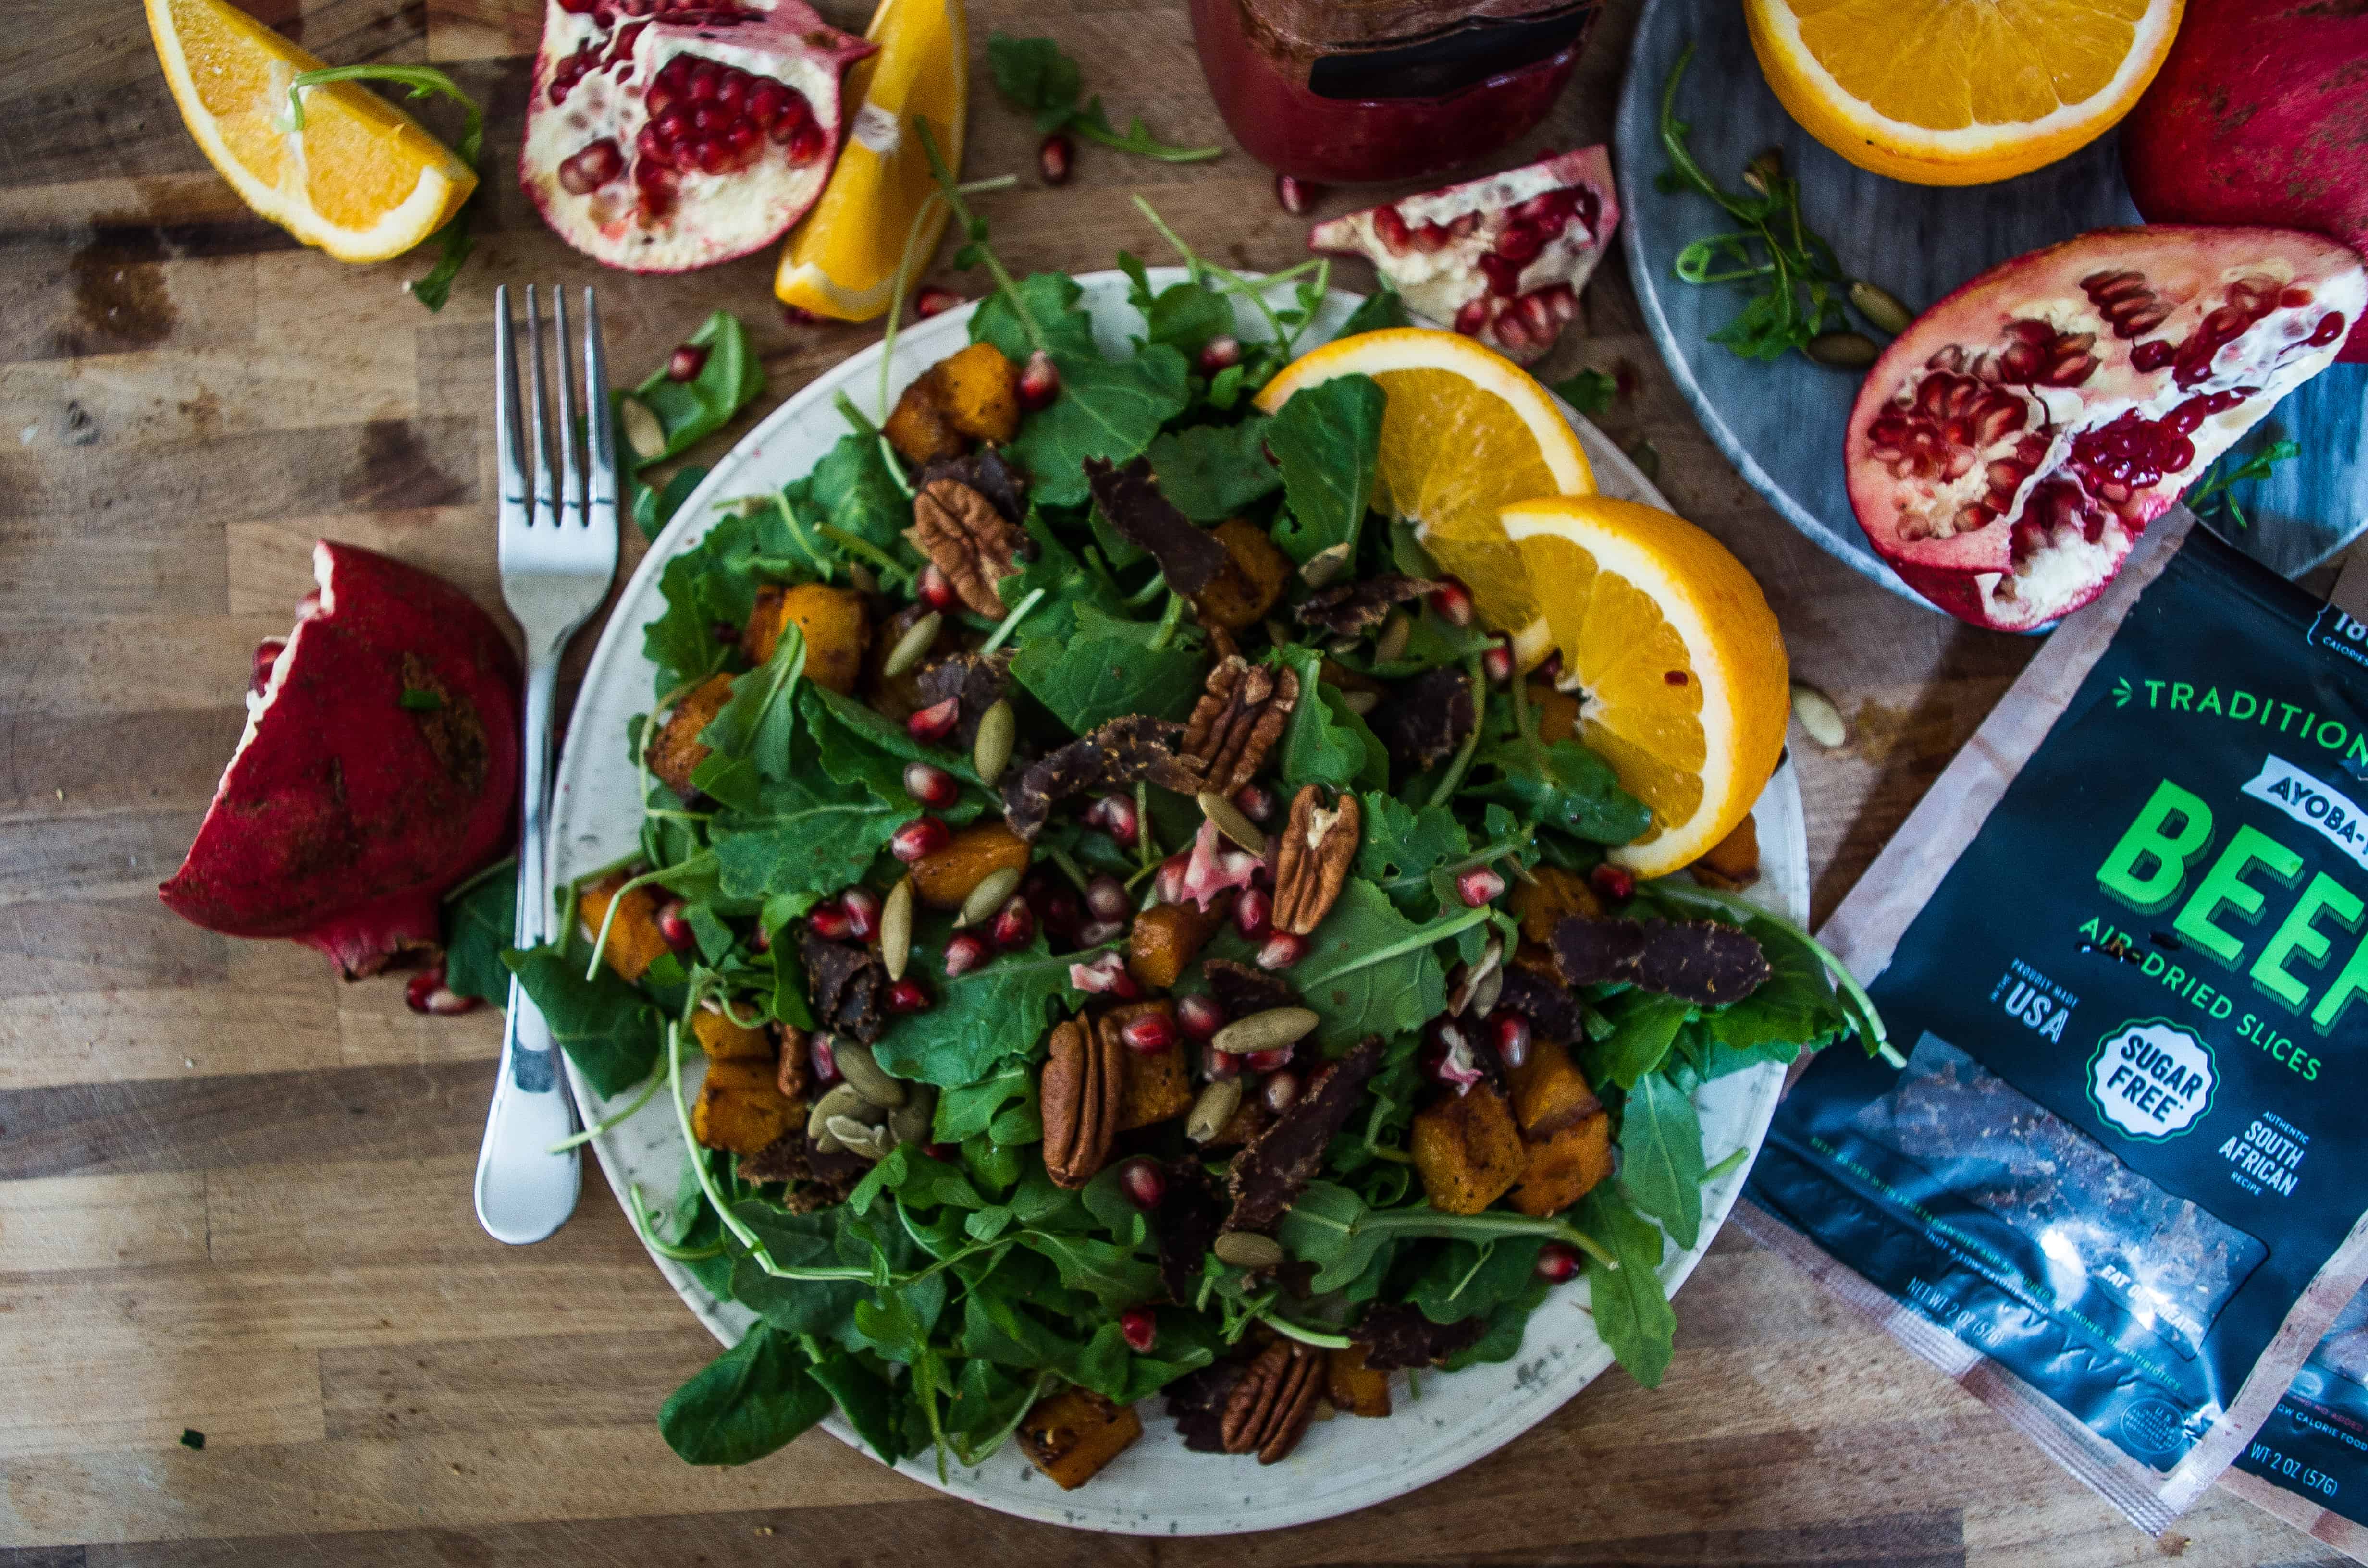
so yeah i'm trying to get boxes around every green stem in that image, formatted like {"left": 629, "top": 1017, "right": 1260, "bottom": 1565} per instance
{"left": 1120, "top": 570, "right": 1169, "bottom": 608}
{"left": 979, "top": 587, "right": 1044, "bottom": 655}
{"left": 1044, "top": 845, "right": 1091, "bottom": 894}
{"left": 874, "top": 173, "right": 1018, "bottom": 417}
{"left": 1148, "top": 590, "right": 1186, "bottom": 651}
{"left": 548, "top": 1052, "right": 672, "bottom": 1153}
{"left": 1425, "top": 658, "right": 1489, "bottom": 809}
{"left": 815, "top": 523, "right": 913, "bottom": 586}
{"left": 583, "top": 857, "right": 709, "bottom": 981}
{"left": 627, "top": 1181, "right": 727, "bottom": 1261}
{"left": 1703, "top": 1147, "right": 1749, "bottom": 1183}
{"left": 1296, "top": 903, "right": 1493, "bottom": 989}
{"left": 917, "top": 120, "right": 1042, "bottom": 354}
{"left": 833, "top": 389, "right": 880, "bottom": 439}
{"left": 1258, "top": 1312, "right": 1353, "bottom": 1350}
{"left": 876, "top": 436, "right": 917, "bottom": 499}
{"left": 777, "top": 490, "right": 837, "bottom": 581}
{"left": 1135, "top": 780, "right": 1158, "bottom": 870}
{"left": 287, "top": 65, "right": 482, "bottom": 160}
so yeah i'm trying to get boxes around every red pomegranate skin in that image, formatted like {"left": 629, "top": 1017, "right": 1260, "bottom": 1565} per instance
{"left": 2121, "top": 0, "right": 2368, "bottom": 362}
{"left": 160, "top": 542, "right": 522, "bottom": 979}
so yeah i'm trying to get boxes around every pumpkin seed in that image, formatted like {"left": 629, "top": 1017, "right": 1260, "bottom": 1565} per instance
{"left": 813, "top": 1126, "right": 846, "bottom": 1155}
{"left": 1372, "top": 612, "right": 1411, "bottom": 665}
{"left": 1299, "top": 542, "right": 1351, "bottom": 588}
{"left": 1742, "top": 147, "right": 1784, "bottom": 197}
{"left": 1196, "top": 790, "right": 1266, "bottom": 855}
{"left": 845, "top": 560, "right": 880, "bottom": 595}
{"left": 1209, "top": 1006, "right": 1319, "bottom": 1056}
{"left": 881, "top": 877, "right": 915, "bottom": 981}
{"left": 1213, "top": 1231, "right": 1284, "bottom": 1269}
{"left": 1849, "top": 280, "right": 1916, "bottom": 337}
{"left": 1804, "top": 331, "right": 1879, "bottom": 369}
{"left": 1339, "top": 688, "right": 1381, "bottom": 717}
{"left": 882, "top": 612, "right": 944, "bottom": 679}
{"left": 1790, "top": 682, "right": 1848, "bottom": 748}
{"left": 618, "top": 394, "right": 666, "bottom": 462}
{"left": 1186, "top": 1078, "right": 1244, "bottom": 1144}
{"left": 826, "top": 1115, "right": 892, "bottom": 1162}
{"left": 1471, "top": 964, "right": 1505, "bottom": 1019}
{"left": 889, "top": 1084, "right": 937, "bottom": 1148}
{"left": 973, "top": 699, "right": 1016, "bottom": 786}
{"left": 807, "top": 1081, "right": 873, "bottom": 1144}
{"left": 958, "top": 865, "right": 1023, "bottom": 927}
{"left": 834, "top": 1040, "right": 907, "bottom": 1109}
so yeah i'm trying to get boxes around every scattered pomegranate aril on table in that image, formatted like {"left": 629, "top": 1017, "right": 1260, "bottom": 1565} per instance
{"left": 1037, "top": 131, "right": 1074, "bottom": 186}
{"left": 1308, "top": 146, "right": 1620, "bottom": 364}
{"left": 666, "top": 343, "right": 709, "bottom": 381}
{"left": 912, "top": 286, "right": 963, "bottom": 319}
{"left": 405, "top": 965, "right": 481, "bottom": 1016}
{"left": 1018, "top": 350, "right": 1061, "bottom": 411}
{"left": 1274, "top": 173, "right": 1318, "bottom": 216}
{"left": 1846, "top": 225, "right": 2365, "bottom": 631}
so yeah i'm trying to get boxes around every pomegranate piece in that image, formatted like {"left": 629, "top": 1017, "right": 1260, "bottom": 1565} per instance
{"left": 520, "top": 0, "right": 874, "bottom": 274}
{"left": 159, "top": 543, "right": 521, "bottom": 980}
{"left": 1846, "top": 225, "right": 2364, "bottom": 631}
{"left": 1117, "top": 1158, "right": 1165, "bottom": 1210}
{"left": 2121, "top": 0, "right": 2368, "bottom": 362}
{"left": 1307, "top": 146, "right": 1620, "bottom": 365}
{"left": 405, "top": 964, "right": 481, "bottom": 1016}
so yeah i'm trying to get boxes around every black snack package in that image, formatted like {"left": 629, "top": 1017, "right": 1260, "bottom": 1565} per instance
{"left": 2226, "top": 1281, "right": 2368, "bottom": 1557}
{"left": 1739, "top": 512, "right": 2368, "bottom": 1534}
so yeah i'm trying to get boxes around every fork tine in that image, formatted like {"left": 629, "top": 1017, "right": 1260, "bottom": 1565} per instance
{"left": 494, "top": 285, "right": 524, "bottom": 515}
{"left": 552, "top": 286, "right": 584, "bottom": 528}
{"left": 582, "top": 287, "right": 617, "bottom": 519}
{"left": 526, "top": 285, "right": 556, "bottom": 528}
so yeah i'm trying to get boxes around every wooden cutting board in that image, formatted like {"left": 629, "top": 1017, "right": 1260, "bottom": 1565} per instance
{"left": 0, "top": 0, "right": 2336, "bottom": 1561}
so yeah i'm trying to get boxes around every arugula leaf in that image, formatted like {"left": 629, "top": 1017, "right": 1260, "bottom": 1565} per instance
{"left": 659, "top": 1323, "right": 831, "bottom": 1466}
{"left": 632, "top": 465, "right": 709, "bottom": 541}
{"left": 850, "top": 1145, "right": 986, "bottom": 1215}
{"left": 1011, "top": 602, "right": 1207, "bottom": 736}
{"left": 641, "top": 507, "right": 767, "bottom": 695}
{"left": 1279, "top": 1180, "right": 1598, "bottom": 1292}
{"left": 1011, "top": 346, "right": 1192, "bottom": 509}
{"left": 1618, "top": 1071, "right": 1705, "bottom": 1249}
{"left": 999, "top": 511, "right": 1124, "bottom": 644}
{"left": 1266, "top": 373, "right": 1384, "bottom": 565}
{"left": 803, "top": 429, "right": 910, "bottom": 557}
{"left": 691, "top": 624, "right": 805, "bottom": 810}
{"left": 872, "top": 935, "right": 1086, "bottom": 1087}
{"left": 1293, "top": 882, "right": 1473, "bottom": 1051}
{"left": 1355, "top": 793, "right": 1469, "bottom": 921}
{"left": 803, "top": 685, "right": 989, "bottom": 796}
{"left": 1693, "top": 914, "right": 1850, "bottom": 1059}
{"left": 624, "top": 310, "right": 766, "bottom": 470}
{"left": 1471, "top": 729, "right": 1652, "bottom": 846}
{"left": 1577, "top": 1186, "right": 1676, "bottom": 1387}
{"left": 805, "top": 1347, "right": 907, "bottom": 1465}
{"left": 729, "top": 1206, "right": 870, "bottom": 1342}
{"left": 970, "top": 271, "right": 1098, "bottom": 364}
{"left": 1336, "top": 282, "right": 1409, "bottom": 337}
{"left": 1407, "top": 1234, "right": 1546, "bottom": 1324}
{"left": 440, "top": 862, "right": 516, "bottom": 1006}
{"left": 1551, "top": 368, "right": 1619, "bottom": 417}
{"left": 933, "top": 1063, "right": 1035, "bottom": 1143}
{"left": 712, "top": 775, "right": 904, "bottom": 907}
{"left": 1118, "top": 253, "right": 1235, "bottom": 357}
{"left": 986, "top": 35, "right": 1221, "bottom": 164}
{"left": 1585, "top": 989, "right": 1690, "bottom": 1091}
{"left": 1275, "top": 647, "right": 1387, "bottom": 793}
{"left": 1441, "top": 1274, "right": 1551, "bottom": 1371}
{"left": 500, "top": 945, "right": 660, "bottom": 1096}
{"left": 1143, "top": 417, "right": 1281, "bottom": 521}
{"left": 1020, "top": 1231, "right": 1162, "bottom": 1310}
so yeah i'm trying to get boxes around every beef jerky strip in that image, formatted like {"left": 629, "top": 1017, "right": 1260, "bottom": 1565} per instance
{"left": 1350, "top": 1300, "right": 1487, "bottom": 1370}
{"left": 1225, "top": 1035, "right": 1385, "bottom": 1233}
{"left": 1369, "top": 663, "right": 1478, "bottom": 772}
{"left": 1002, "top": 714, "right": 1206, "bottom": 840}
{"left": 1165, "top": 1356, "right": 1252, "bottom": 1452}
{"left": 1296, "top": 573, "right": 1442, "bottom": 638}
{"left": 801, "top": 929, "right": 889, "bottom": 1043}
{"left": 1550, "top": 915, "right": 1770, "bottom": 1007}
{"left": 917, "top": 447, "right": 1026, "bottom": 526}
{"left": 738, "top": 1127, "right": 868, "bottom": 1211}
{"left": 1083, "top": 456, "right": 1230, "bottom": 595}
{"left": 1154, "top": 1155, "right": 1227, "bottom": 1303}
{"left": 912, "top": 650, "right": 1011, "bottom": 749}
{"left": 1204, "top": 958, "right": 1299, "bottom": 1019}
{"left": 1493, "top": 966, "right": 1590, "bottom": 1043}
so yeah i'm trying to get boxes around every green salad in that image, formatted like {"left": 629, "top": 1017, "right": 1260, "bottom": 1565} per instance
{"left": 494, "top": 202, "right": 1883, "bottom": 1485}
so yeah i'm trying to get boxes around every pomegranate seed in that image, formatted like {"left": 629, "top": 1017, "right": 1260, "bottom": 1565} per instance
{"left": 1428, "top": 579, "right": 1475, "bottom": 626}
{"left": 1118, "top": 1158, "right": 1166, "bottom": 1210}
{"left": 1153, "top": 853, "right": 1189, "bottom": 906}
{"left": 943, "top": 932, "right": 990, "bottom": 978}
{"left": 1232, "top": 783, "right": 1277, "bottom": 824}
{"left": 1199, "top": 336, "right": 1242, "bottom": 374}
{"left": 903, "top": 761, "right": 958, "bottom": 808}
{"left": 655, "top": 898, "right": 695, "bottom": 950}
{"left": 1120, "top": 1306, "right": 1158, "bottom": 1353}
{"left": 1481, "top": 636, "right": 1514, "bottom": 685}
{"left": 923, "top": 1142, "right": 957, "bottom": 1161}
{"left": 1032, "top": 880, "right": 1084, "bottom": 943}
{"left": 917, "top": 563, "right": 960, "bottom": 612}
{"left": 1084, "top": 874, "right": 1131, "bottom": 924}
{"left": 1495, "top": 219, "right": 1544, "bottom": 265}
{"left": 1411, "top": 220, "right": 1451, "bottom": 254}
{"left": 250, "top": 637, "right": 285, "bottom": 695}
{"left": 887, "top": 977, "right": 931, "bottom": 1014}
{"left": 1243, "top": 1046, "right": 1292, "bottom": 1074}
{"left": 749, "top": 923, "right": 770, "bottom": 955}
{"left": 805, "top": 901, "right": 853, "bottom": 941}
{"left": 667, "top": 343, "right": 709, "bottom": 382}
{"left": 1037, "top": 131, "right": 1074, "bottom": 186}
{"left": 1372, "top": 204, "right": 1410, "bottom": 251}
{"left": 1204, "top": 1044, "right": 1245, "bottom": 1079}
{"left": 1256, "top": 931, "right": 1305, "bottom": 970}
{"left": 787, "top": 121, "right": 826, "bottom": 164}
{"left": 1233, "top": 886, "right": 1273, "bottom": 940}
{"left": 1120, "top": 1012, "right": 1178, "bottom": 1054}
{"left": 890, "top": 815, "right": 951, "bottom": 863}
{"left": 404, "top": 965, "right": 480, "bottom": 1016}
{"left": 907, "top": 698, "right": 960, "bottom": 743}
{"left": 1492, "top": 1012, "right": 1532, "bottom": 1071}
{"left": 1453, "top": 298, "right": 1490, "bottom": 336}
{"left": 1177, "top": 992, "right": 1227, "bottom": 1040}
{"left": 913, "top": 286, "right": 963, "bottom": 319}
{"left": 1590, "top": 864, "right": 1636, "bottom": 901}
{"left": 840, "top": 886, "right": 882, "bottom": 941}
{"left": 1077, "top": 918, "right": 1128, "bottom": 945}
{"left": 809, "top": 1032, "right": 841, "bottom": 1086}
{"left": 1537, "top": 651, "right": 1564, "bottom": 683}
{"left": 1262, "top": 1070, "right": 1303, "bottom": 1114}
{"left": 1535, "top": 1242, "right": 1580, "bottom": 1283}
{"left": 1019, "top": 350, "right": 1060, "bottom": 411}
{"left": 1456, "top": 867, "right": 1506, "bottom": 907}
{"left": 1275, "top": 173, "right": 1319, "bottom": 215}
{"left": 557, "top": 138, "right": 625, "bottom": 194}
{"left": 782, "top": 304, "right": 825, "bottom": 328}
{"left": 1084, "top": 793, "right": 1138, "bottom": 848}
{"left": 1476, "top": 252, "right": 1522, "bottom": 298}
{"left": 990, "top": 894, "right": 1036, "bottom": 950}
{"left": 1069, "top": 951, "right": 1139, "bottom": 997}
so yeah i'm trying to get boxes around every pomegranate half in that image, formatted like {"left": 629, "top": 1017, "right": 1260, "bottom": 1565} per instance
{"left": 1845, "top": 225, "right": 2364, "bottom": 632}
{"left": 521, "top": 0, "right": 875, "bottom": 273}
{"left": 1307, "top": 146, "right": 1621, "bottom": 365}
{"left": 160, "top": 542, "right": 522, "bottom": 979}
{"left": 2121, "top": 0, "right": 2368, "bottom": 363}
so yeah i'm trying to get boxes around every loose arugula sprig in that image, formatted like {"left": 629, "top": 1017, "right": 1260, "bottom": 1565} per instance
{"left": 2189, "top": 434, "right": 2302, "bottom": 532}
{"left": 987, "top": 35, "right": 1222, "bottom": 165}
{"left": 287, "top": 65, "right": 482, "bottom": 310}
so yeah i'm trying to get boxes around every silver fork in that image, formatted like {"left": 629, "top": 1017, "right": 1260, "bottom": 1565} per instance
{"left": 475, "top": 284, "right": 619, "bottom": 1246}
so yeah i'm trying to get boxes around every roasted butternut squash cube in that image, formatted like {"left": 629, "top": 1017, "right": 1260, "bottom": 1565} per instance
{"left": 1115, "top": 1009, "right": 1192, "bottom": 1132}
{"left": 691, "top": 1007, "right": 774, "bottom": 1062}
{"left": 692, "top": 1056, "right": 799, "bottom": 1156}
{"left": 1507, "top": 865, "right": 1604, "bottom": 948}
{"left": 1507, "top": 1109, "right": 1614, "bottom": 1217}
{"left": 1410, "top": 1085, "right": 1526, "bottom": 1216}
{"left": 928, "top": 342, "right": 1021, "bottom": 443}
{"left": 646, "top": 672, "right": 736, "bottom": 800}
{"left": 1127, "top": 899, "right": 1226, "bottom": 991}
{"left": 909, "top": 821, "right": 1031, "bottom": 909}
{"left": 742, "top": 581, "right": 869, "bottom": 693}
{"left": 1691, "top": 812, "right": 1761, "bottom": 891}
{"left": 1190, "top": 518, "right": 1294, "bottom": 631}
{"left": 883, "top": 376, "right": 968, "bottom": 466}
{"left": 1016, "top": 1389, "right": 1141, "bottom": 1490}
{"left": 1505, "top": 1036, "right": 1600, "bottom": 1139}
{"left": 579, "top": 871, "right": 671, "bottom": 984}
{"left": 1326, "top": 1344, "right": 1392, "bottom": 1418}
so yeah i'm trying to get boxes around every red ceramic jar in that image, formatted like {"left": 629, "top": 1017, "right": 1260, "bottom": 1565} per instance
{"left": 1191, "top": 0, "right": 1600, "bottom": 184}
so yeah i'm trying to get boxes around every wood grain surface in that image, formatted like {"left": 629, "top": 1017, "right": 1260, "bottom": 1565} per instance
{"left": 0, "top": 0, "right": 2349, "bottom": 1561}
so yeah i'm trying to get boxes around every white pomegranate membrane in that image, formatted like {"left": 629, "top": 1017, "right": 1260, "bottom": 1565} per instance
{"left": 1307, "top": 146, "right": 1621, "bottom": 364}
{"left": 1847, "top": 226, "right": 2366, "bottom": 631}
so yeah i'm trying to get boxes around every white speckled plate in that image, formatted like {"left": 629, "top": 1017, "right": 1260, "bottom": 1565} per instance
{"left": 546, "top": 270, "right": 1807, "bottom": 1535}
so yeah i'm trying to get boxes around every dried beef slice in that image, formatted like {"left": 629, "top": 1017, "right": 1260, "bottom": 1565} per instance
{"left": 1296, "top": 573, "right": 1442, "bottom": 637}
{"left": 1154, "top": 1156, "right": 1227, "bottom": 1302}
{"left": 1493, "top": 966, "right": 1589, "bottom": 1043}
{"left": 1371, "top": 664, "right": 1477, "bottom": 771}
{"left": 1551, "top": 915, "right": 1770, "bottom": 1006}
{"left": 801, "top": 929, "right": 888, "bottom": 1042}
{"left": 1226, "top": 1035, "right": 1385, "bottom": 1233}
{"left": 1166, "top": 1358, "right": 1249, "bottom": 1452}
{"left": 1352, "top": 1301, "right": 1487, "bottom": 1370}
{"left": 1204, "top": 958, "right": 1299, "bottom": 1019}
{"left": 913, "top": 650, "right": 1011, "bottom": 748}
{"left": 739, "top": 1127, "right": 867, "bottom": 1211}
{"left": 1003, "top": 714, "right": 1205, "bottom": 839}
{"left": 1083, "top": 456, "right": 1230, "bottom": 595}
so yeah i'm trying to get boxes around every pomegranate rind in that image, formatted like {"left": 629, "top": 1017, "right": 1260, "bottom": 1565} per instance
{"left": 160, "top": 542, "right": 523, "bottom": 979}
{"left": 1307, "top": 146, "right": 1621, "bottom": 366}
{"left": 521, "top": 0, "right": 876, "bottom": 275}
{"left": 1845, "top": 225, "right": 2365, "bottom": 631}
{"left": 2121, "top": 0, "right": 2368, "bottom": 362}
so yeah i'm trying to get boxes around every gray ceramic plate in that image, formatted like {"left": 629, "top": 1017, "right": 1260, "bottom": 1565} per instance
{"left": 1613, "top": 0, "right": 2368, "bottom": 606}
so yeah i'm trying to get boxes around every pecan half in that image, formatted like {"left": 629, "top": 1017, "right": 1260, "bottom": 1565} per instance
{"left": 1039, "top": 1017, "right": 1123, "bottom": 1188}
{"left": 1270, "top": 785, "right": 1360, "bottom": 935}
{"left": 1219, "top": 1340, "right": 1324, "bottom": 1463}
{"left": 906, "top": 478, "right": 1024, "bottom": 618}
{"left": 1181, "top": 657, "right": 1298, "bottom": 796}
